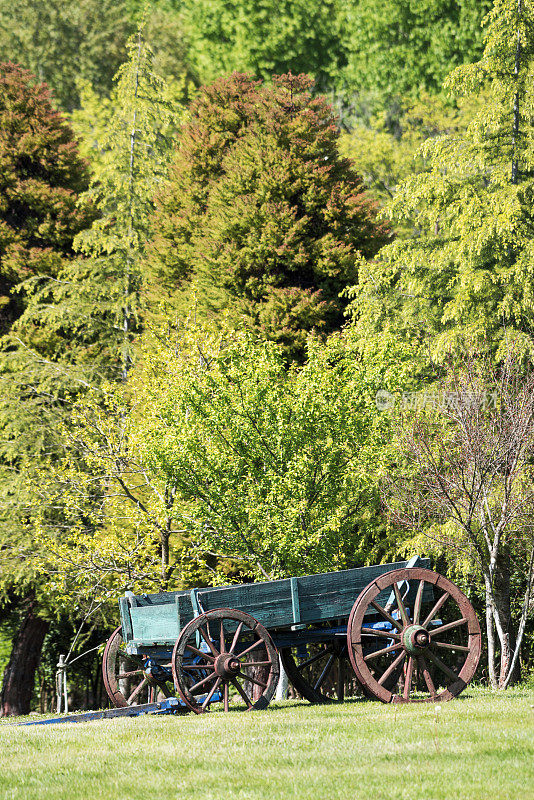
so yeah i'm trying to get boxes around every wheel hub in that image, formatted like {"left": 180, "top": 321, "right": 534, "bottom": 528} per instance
{"left": 402, "top": 625, "right": 430, "bottom": 654}
{"left": 214, "top": 653, "right": 241, "bottom": 679}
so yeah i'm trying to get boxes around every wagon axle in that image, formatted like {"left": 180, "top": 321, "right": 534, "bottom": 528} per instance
{"left": 402, "top": 625, "right": 431, "bottom": 653}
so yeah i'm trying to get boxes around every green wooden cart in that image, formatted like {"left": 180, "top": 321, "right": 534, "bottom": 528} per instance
{"left": 102, "top": 556, "right": 481, "bottom": 713}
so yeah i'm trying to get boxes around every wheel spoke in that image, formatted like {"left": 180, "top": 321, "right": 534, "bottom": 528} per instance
{"left": 426, "top": 650, "right": 460, "bottom": 683}
{"left": 361, "top": 627, "right": 400, "bottom": 640}
{"left": 127, "top": 678, "right": 147, "bottom": 705}
{"left": 220, "top": 620, "right": 226, "bottom": 654}
{"left": 237, "top": 671, "right": 267, "bottom": 689}
{"left": 202, "top": 677, "right": 221, "bottom": 710}
{"left": 190, "top": 671, "right": 218, "bottom": 693}
{"left": 433, "top": 641, "right": 470, "bottom": 653}
{"left": 313, "top": 653, "right": 336, "bottom": 691}
{"left": 117, "top": 670, "right": 143, "bottom": 679}
{"left": 298, "top": 647, "right": 334, "bottom": 671}
{"left": 229, "top": 622, "right": 244, "bottom": 654}
{"left": 231, "top": 678, "right": 253, "bottom": 708}
{"left": 403, "top": 656, "right": 415, "bottom": 700}
{"left": 364, "top": 642, "right": 402, "bottom": 661}
{"left": 393, "top": 582, "right": 410, "bottom": 626}
{"left": 244, "top": 660, "right": 273, "bottom": 667}
{"left": 223, "top": 681, "right": 229, "bottom": 712}
{"left": 370, "top": 600, "right": 403, "bottom": 632}
{"left": 377, "top": 651, "right": 405, "bottom": 686}
{"left": 155, "top": 681, "right": 173, "bottom": 698}
{"left": 418, "top": 656, "right": 436, "bottom": 698}
{"left": 182, "top": 664, "right": 216, "bottom": 671}
{"left": 430, "top": 617, "right": 468, "bottom": 637}
{"left": 336, "top": 654, "right": 345, "bottom": 702}
{"left": 184, "top": 643, "right": 215, "bottom": 662}
{"left": 198, "top": 625, "right": 219, "bottom": 658}
{"left": 238, "top": 639, "right": 263, "bottom": 659}
{"left": 422, "top": 592, "right": 450, "bottom": 628}
{"left": 413, "top": 580, "right": 425, "bottom": 625}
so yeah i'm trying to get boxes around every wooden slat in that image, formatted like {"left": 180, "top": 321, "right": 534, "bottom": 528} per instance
{"left": 126, "top": 558, "right": 433, "bottom": 644}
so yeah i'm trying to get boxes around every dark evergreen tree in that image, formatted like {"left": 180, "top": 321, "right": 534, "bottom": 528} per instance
{"left": 149, "top": 73, "right": 389, "bottom": 359}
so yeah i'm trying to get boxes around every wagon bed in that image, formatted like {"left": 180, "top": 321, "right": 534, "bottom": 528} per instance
{"left": 120, "top": 557, "right": 432, "bottom": 649}
{"left": 102, "top": 557, "right": 481, "bottom": 713}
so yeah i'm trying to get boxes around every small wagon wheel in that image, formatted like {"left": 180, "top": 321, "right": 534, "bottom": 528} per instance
{"left": 280, "top": 639, "right": 359, "bottom": 703}
{"left": 102, "top": 626, "right": 173, "bottom": 708}
{"left": 172, "top": 608, "right": 279, "bottom": 714}
{"left": 347, "top": 568, "right": 481, "bottom": 703}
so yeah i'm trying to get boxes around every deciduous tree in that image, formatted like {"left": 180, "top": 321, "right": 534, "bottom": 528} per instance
{"left": 383, "top": 350, "right": 534, "bottom": 688}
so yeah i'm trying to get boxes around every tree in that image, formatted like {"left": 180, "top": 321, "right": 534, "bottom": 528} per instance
{"left": 181, "top": 0, "right": 345, "bottom": 92}
{"left": 26, "top": 25, "right": 182, "bottom": 380}
{"left": 116, "top": 323, "right": 403, "bottom": 582}
{"left": 350, "top": 0, "right": 534, "bottom": 362}
{"left": 0, "top": 63, "right": 92, "bottom": 336}
{"left": 31, "top": 320, "right": 411, "bottom": 596}
{"left": 149, "top": 73, "right": 388, "bottom": 359}
{"left": 340, "top": 0, "right": 492, "bottom": 114}
{"left": 0, "top": 63, "right": 92, "bottom": 716}
{"left": 0, "top": 28, "right": 180, "bottom": 714}
{"left": 32, "top": 382, "right": 206, "bottom": 602}
{"left": 339, "top": 92, "right": 482, "bottom": 220}
{"left": 383, "top": 350, "right": 534, "bottom": 688}
{"left": 0, "top": 0, "right": 133, "bottom": 111}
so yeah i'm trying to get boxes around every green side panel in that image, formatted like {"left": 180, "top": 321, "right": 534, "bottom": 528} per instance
{"left": 130, "top": 604, "right": 180, "bottom": 645}
{"left": 296, "top": 559, "right": 432, "bottom": 623}
{"left": 195, "top": 580, "right": 293, "bottom": 629}
{"left": 125, "top": 557, "right": 433, "bottom": 643}
{"left": 118, "top": 597, "right": 133, "bottom": 642}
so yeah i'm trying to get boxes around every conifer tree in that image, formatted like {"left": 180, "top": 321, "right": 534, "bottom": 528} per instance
{"left": 23, "top": 24, "right": 181, "bottom": 379}
{"left": 0, "top": 27, "right": 180, "bottom": 714}
{"left": 149, "top": 73, "right": 388, "bottom": 360}
{"left": 352, "top": 0, "right": 534, "bottom": 361}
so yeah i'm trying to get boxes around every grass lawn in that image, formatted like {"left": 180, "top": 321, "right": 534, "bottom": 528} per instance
{"left": 0, "top": 688, "right": 533, "bottom": 800}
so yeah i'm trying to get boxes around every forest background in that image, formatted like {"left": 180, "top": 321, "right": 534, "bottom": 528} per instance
{"left": 0, "top": 0, "right": 533, "bottom": 714}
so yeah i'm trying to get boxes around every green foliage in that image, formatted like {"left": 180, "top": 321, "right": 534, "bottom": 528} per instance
{"left": 350, "top": 0, "right": 534, "bottom": 362}
{"left": 0, "top": 64, "right": 92, "bottom": 604}
{"left": 181, "top": 0, "right": 344, "bottom": 91}
{"left": 27, "top": 26, "right": 182, "bottom": 379}
{"left": 32, "top": 382, "right": 207, "bottom": 602}
{"left": 13, "top": 26, "right": 185, "bottom": 609}
{"left": 339, "top": 93, "right": 482, "bottom": 218}
{"left": 149, "top": 73, "right": 388, "bottom": 360}
{"left": 125, "top": 322, "right": 410, "bottom": 581}
{"left": 0, "top": 0, "right": 134, "bottom": 111}
{"left": 341, "top": 0, "right": 492, "bottom": 113}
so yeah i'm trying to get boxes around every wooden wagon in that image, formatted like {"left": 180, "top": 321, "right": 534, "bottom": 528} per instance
{"left": 102, "top": 556, "right": 481, "bottom": 713}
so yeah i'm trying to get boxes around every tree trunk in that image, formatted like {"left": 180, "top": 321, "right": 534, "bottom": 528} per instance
{"left": 484, "top": 572, "right": 498, "bottom": 689}
{"left": 494, "top": 554, "right": 521, "bottom": 687}
{"left": 0, "top": 598, "right": 49, "bottom": 716}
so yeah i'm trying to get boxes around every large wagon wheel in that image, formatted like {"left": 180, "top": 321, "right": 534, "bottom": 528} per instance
{"left": 347, "top": 568, "right": 481, "bottom": 703}
{"left": 103, "top": 626, "right": 173, "bottom": 708}
{"left": 172, "top": 608, "right": 279, "bottom": 713}
{"left": 280, "top": 638, "right": 359, "bottom": 703}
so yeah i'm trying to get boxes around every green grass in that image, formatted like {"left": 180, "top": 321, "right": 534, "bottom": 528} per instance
{"left": 0, "top": 688, "right": 533, "bottom": 800}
